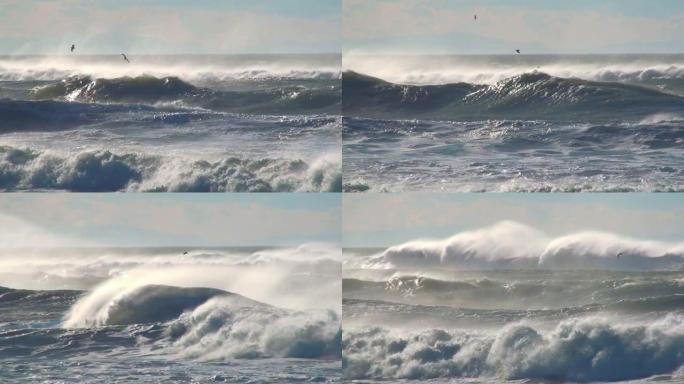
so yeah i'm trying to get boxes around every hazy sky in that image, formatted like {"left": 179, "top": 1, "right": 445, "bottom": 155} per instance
{"left": 344, "top": 0, "right": 684, "bottom": 54}
{"left": 0, "top": 194, "right": 340, "bottom": 247}
{"left": 344, "top": 194, "right": 684, "bottom": 247}
{"left": 0, "top": 0, "right": 341, "bottom": 54}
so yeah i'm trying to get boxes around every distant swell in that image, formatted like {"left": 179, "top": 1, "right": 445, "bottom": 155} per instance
{"left": 343, "top": 315, "right": 684, "bottom": 381}
{"left": 31, "top": 75, "right": 340, "bottom": 114}
{"left": 343, "top": 71, "right": 684, "bottom": 121}
{"left": 0, "top": 146, "right": 341, "bottom": 192}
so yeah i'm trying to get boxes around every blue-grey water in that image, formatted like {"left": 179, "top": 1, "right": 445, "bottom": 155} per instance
{"left": 0, "top": 54, "right": 341, "bottom": 192}
{"left": 342, "top": 54, "right": 684, "bottom": 192}
{"left": 0, "top": 246, "right": 342, "bottom": 383}
{"left": 342, "top": 222, "right": 684, "bottom": 383}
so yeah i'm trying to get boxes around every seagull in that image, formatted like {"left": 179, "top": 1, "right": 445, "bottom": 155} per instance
{"left": 121, "top": 53, "right": 130, "bottom": 63}
{"left": 474, "top": 14, "right": 477, "bottom": 21}
{"left": 515, "top": 49, "right": 521, "bottom": 54}
{"left": 70, "top": 44, "right": 75, "bottom": 53}
{"left": 616, "top": 252, "right": 623, "bottom": 259}
{"left": 182, "top": 251, "right": 189, "bottom": 255}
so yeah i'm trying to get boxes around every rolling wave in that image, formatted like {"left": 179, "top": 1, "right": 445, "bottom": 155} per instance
{"left": 343, "top": 71, "right": 684, "bottom": 121}
{"left": 0, "top": 146, "right": 341, "bottom": 192}
{"left": 347, "top": 221, "right": 684, "bottom": 271}
{"left": 343, "top": 54, "right": 684, "bottom": 94}
{"left": 31, "top": 75, "right": 340, "bottom": 114}
{"left": 63, "top": 284, "right": 243, "bottom": 327}
{"left": 62, "top": 283, "right": 340, "bottom": 360}
{"left": 0, "top": 283, "right": 341, "bottom": 361}
{"left": 343, "top": 315, "right": 684, "bottom": 381}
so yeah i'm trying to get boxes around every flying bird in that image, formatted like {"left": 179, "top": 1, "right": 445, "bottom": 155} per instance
{"left": 474, "top": 14, "right": 477, "bottom": 21}
{"left": 182, "top": 251, "right": 189, "bottom": 255}
{"left": 70, "top": 44, "right": 75, "bottom": 52}
{"left": 121, "top": 53, "right": 130, "bottom": 63}
{"left": 616, "top": 252, "right": 623, "bottom": 259}
{"left": 515, "top": 49, "right": 521, "bottom": 54}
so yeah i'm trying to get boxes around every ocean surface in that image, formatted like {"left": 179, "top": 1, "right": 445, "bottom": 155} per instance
{"left": 342, "top": 54, "right": 684, "bottom": 192}
{"left": 342, "top": 222, "right": 684, "bottom": 383}
{"left": 0, "top": 54, "right": 341, "bottom": 191}
{"left": 0, "top": 245, "right": 342, "bottom": 383}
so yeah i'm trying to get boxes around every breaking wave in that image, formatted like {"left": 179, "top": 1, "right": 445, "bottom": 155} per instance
{"left": 343, "top": 55, "right": 684, "bottom": 89}
{"left": 349, "top": 221, "right": 684, "bottom": 271}
{"left": 0, "top": 146, "right": 341, "bottom": 192}
{"left": 31, "top": 75, "right": 340, "bottom": 114}
{"left": 343, "top": 71, "right": 684, "bottom": 121}
{"left": 343, "top": 315, "right": 684, "bottom": 381}
{"left": 63, "top": 284, "right": 240, "bottom": 327}
{"left": 4, "top": 283, "right": 341, "bottom": 361}
{"left": 164, "top": 296, "right": 341, "bottom": 360}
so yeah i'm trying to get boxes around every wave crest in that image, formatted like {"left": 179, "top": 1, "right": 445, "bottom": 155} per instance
{"left": 350, "top": 221, "right": 684, "bottom": 271}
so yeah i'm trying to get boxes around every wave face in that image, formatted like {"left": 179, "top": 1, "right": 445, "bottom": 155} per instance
{"left": 343, "top": 71, "right": 684, "bottom": 121}
{"left": 343, "top": 315, "right": 684, "bottom": 381}
{"left": 345, "top": 54, "right": 684, "bottom": 95}
{"left": 63, "top": 284, "right": 238, "bottom": 326}
{"left": 0, "top": 246, "right": 341, "bottom": 382}
{"left": 31, "top": 74, "right": 340, "bottom": 115}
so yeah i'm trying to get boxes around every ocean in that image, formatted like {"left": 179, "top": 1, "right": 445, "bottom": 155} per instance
{"left": 342, "top": 54, "right": 684, "bottom": 192}
{"left": 0, "top": 54, "right": 341, "bottom": 192}
{"left": 342, "top": 222, "right": 684, "bottom": 383}
{"left": 0, "top": 245, "right": 342, "bottom": 383}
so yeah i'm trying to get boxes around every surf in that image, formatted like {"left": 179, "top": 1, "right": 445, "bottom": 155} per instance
{"left": 343, "top": 71, "right": 684, "bottom": 121}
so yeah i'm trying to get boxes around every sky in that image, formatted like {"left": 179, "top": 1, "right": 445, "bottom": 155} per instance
{"left": 0, "top": 194, "right": 340, "bottom": 247}
{"left": 344, "top": 0, "right": 684, "bottom": 54}
{"left": 344, "top": 194, "right": 684, "bottom": 247}
{"left": 0, "top": 0, "right": 341, "bottom": 54}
